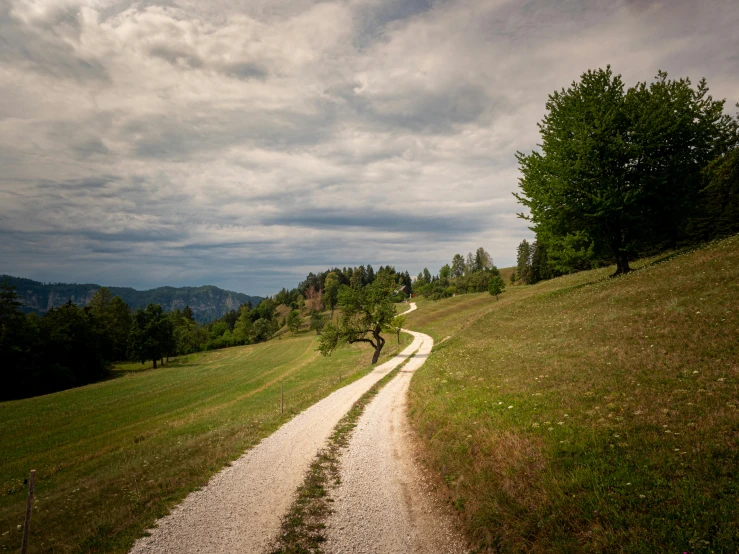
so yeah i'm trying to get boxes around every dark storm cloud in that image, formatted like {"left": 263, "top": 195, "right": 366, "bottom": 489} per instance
{"left": 262, "top": 209, "right": 488, "bottom": 235}
{"left": 1, "top": 0, "right": 737, "bottom": 295}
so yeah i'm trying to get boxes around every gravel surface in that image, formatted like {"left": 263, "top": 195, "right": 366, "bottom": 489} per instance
{"left": 323, "top": 329, "right": 468, "bottom": 554}
{"left": 129, "top": 305, "right": 421, "bottom": 554}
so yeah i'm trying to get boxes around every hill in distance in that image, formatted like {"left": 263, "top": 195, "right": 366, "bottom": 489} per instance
{"left": 1, "top": 275, "right": 263, "bottom": 323}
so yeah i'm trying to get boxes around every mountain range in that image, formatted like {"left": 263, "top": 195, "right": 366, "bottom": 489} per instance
{"left": 1, "top": 275, "right": 263, "bottom": 323}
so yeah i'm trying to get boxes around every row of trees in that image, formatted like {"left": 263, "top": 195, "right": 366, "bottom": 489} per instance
{"left": 0, "top": 281, "right": 282, "bottom": 400}
{"left": 413, "top": 247, "right": 505, "bottom": 300}
{"left": 515, "top": 67, "right": 739, "bottom": 277}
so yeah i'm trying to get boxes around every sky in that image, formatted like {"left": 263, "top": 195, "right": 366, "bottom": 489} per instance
{"left": 1, "top": 0, "right": 738, "bottom": 296}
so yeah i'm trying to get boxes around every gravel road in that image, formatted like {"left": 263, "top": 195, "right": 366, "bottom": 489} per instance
{"left": 323, "top": 329, "right": 468, "bottom": 554}
{"left": 129, "top": 304, "right": 421, "bottom": 554}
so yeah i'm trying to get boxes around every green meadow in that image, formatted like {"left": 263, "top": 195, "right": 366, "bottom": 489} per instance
{"left": 0, "top": 329, "right": 410, "bottom": 553}
{"left": 407, "top": 235, "right": 739, "bottom": 553}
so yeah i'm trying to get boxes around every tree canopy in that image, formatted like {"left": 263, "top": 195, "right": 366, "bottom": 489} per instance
{"left": 515, "top": 67, "right": 738, "bottom": 274}
{"left": 318, "top": 272, "right": 398, "bottom": 364}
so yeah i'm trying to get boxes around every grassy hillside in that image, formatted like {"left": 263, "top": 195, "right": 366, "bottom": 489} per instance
{"left": 406, "top": 236, "right": 739, "bottom": 553}
{"left": 0, "top": 330, "right": 410, "bottom": 553}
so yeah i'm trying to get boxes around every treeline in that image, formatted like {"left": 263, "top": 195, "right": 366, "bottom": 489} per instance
{"left": 0, "top": 282, "right": 280, "bottom": 401}
{"left": 274, "top": 265, "right": 413, "bottom": 314}
{"left": 413, "top": 247, "right": 505, "bottom": 300}
{"left": 514, "top": 67, "right": 739, "bottom": 282}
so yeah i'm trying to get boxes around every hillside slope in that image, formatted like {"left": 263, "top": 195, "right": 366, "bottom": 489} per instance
{"left": 0, "top": 331, "right": 410, "bottom": 553}
{"left": 0, "top": 275, "right": 262, "bottom": 322}
{"left": 406, "top": 236, "right": 739, "bottom": 553}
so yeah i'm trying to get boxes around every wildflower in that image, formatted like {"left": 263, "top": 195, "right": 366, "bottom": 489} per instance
{"left": 508, "top": 405, "right": 513, "bottom": 409}
{"left": 626, "top": 482, "right": 632, "bottom": 486}
{"left": 557, "top": 421, "right": 564, "bottom": 425}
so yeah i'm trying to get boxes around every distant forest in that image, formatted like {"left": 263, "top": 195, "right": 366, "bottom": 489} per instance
{"left": 0, "top": 275, "right": 262, "bottom": 323}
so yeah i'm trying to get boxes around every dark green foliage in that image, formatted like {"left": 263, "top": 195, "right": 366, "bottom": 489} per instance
{"left": 89, "top": 288, "right": 132, "bottom": 360}
{"left": 687, "top": 146, "right": 739, "bottom": 240}
{"left": 414, "top": 247, "right": 501, "bottom": 300}
{"left": 2, "top": 279, "right": 114, "bottom": 400}
{"left": 515, "top": 67, "right": 738, "bottom": 275}
{"left": 488, "top": 275, "right": 505, "bottom": 300}
{"left": 309, "top": 311, "right": 326, "bottom": 335}
{"left": 516, "top": 240, "right": 557, "bottom": 285}
{"left": 128, "top": 304, "right": 174, "bottom": 369}
{"left": 1, "top": 280, "right": 37, "bottom": 400}
{"left": 287, "top": 310, "right": 301, "bottom": 334}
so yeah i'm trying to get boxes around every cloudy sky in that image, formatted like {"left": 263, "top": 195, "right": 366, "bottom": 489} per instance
{"left": 1, "top": 0, "right": 737, "bottom": 296}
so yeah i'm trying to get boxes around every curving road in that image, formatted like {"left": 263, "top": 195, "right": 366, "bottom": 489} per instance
{"left": 323, "top": 328, "right": 467, "bottom": 553}
{"left": 130, "top": 302, "right": 465, "bottom": 553}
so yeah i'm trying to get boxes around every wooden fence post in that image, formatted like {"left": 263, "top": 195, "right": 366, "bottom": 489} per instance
{"left": 20, "top": 470, "right": 36, "bottom": 554}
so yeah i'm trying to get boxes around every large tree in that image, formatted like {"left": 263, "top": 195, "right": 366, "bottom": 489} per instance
{"left": 318, "top": 272, "right": 397, "bottom": 364}
{"left": 515, "top": 67, "right": 737, "bottom": 275}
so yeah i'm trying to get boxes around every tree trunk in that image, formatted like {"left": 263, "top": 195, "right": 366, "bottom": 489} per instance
{"left": 153, "top": 359, "right": 157, "bottom": 369}
{"left": 371, "top": 330, "right": 385, "bottom": 364}
{"left": 613, "top": 251, "right": 631, "bottom": 275}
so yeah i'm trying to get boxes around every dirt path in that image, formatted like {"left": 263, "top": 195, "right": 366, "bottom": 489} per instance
{"left": 129, "top": 314, "right": 421, "bottom": 554}
{"left": 323, "top": 328, "right": 467, "bottom": 554}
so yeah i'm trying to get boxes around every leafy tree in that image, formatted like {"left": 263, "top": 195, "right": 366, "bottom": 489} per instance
{"left": 422, "top": 268, "right": 432, "bottom": 282}
{"left": 287, "top": 309, "right": 301, "bottom": 334}
{"left": 89, "top": 287, "right": 114, "bottom": 313}
{"left": 232, "top": 305, "right": 253, "bottom": 344}
{"left": 688, "top": 146, "right": 739, "bottom": 240}
{"left": 439, "top": 264, "right": 451, "bottom": 280}
{"left": 488, "top": 275, "right": 506, "bottom": 300}
{"left": 323, "top": 272, "right": 340, "bottom": 318}
{"left": 516, "top": 240, "right": 532, "bottom": 284}
{"left": 128, "top": 304, "right": 172, "bottom": 368}
{"left": 182, "top": 305, "right": 194, "bottom": 321}
{"left": 318, "top": 272, "right": 397, "bottom": 364}
{"left": 465, "top": 252, "right": 475, "bottom": 274}
{"left": 310, "top": 311, "right": 326, "bottom": 335}
{"left": 451, "top": 254, "right": 466, "bottom": 278}
{"left": 253, "top": 318, "right": 274, "bottom": 342}
{"left": 515, "top": 67, "right": 737, "bottom": 275}
{"left": 89, "top": 288, "right": 131, "bottom": 360}
{"left": 210, "top": 320, "right": 230, "bottom": 340}
{"left": 474, "top": 247, "right": 493, "bottom": 272}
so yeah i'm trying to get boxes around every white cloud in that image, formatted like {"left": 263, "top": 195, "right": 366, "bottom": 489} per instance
{"left": 1, "top": 0, "right": 737, "bottom": 295}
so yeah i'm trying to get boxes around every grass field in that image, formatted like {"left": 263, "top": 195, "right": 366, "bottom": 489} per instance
{"left": 406, "top": 236, "right": 739, "bottom": 553}
{"left": 0, "top": 328, "right": 411, "bottom": 554}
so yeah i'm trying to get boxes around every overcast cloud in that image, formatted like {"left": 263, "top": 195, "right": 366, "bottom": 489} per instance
{"left": 1, "top": 0, "right": 737, "bottom": 295}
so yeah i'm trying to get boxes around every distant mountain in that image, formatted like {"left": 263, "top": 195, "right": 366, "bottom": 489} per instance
{"left": 1, "top": 275, "right": 263, "bottom": 323}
